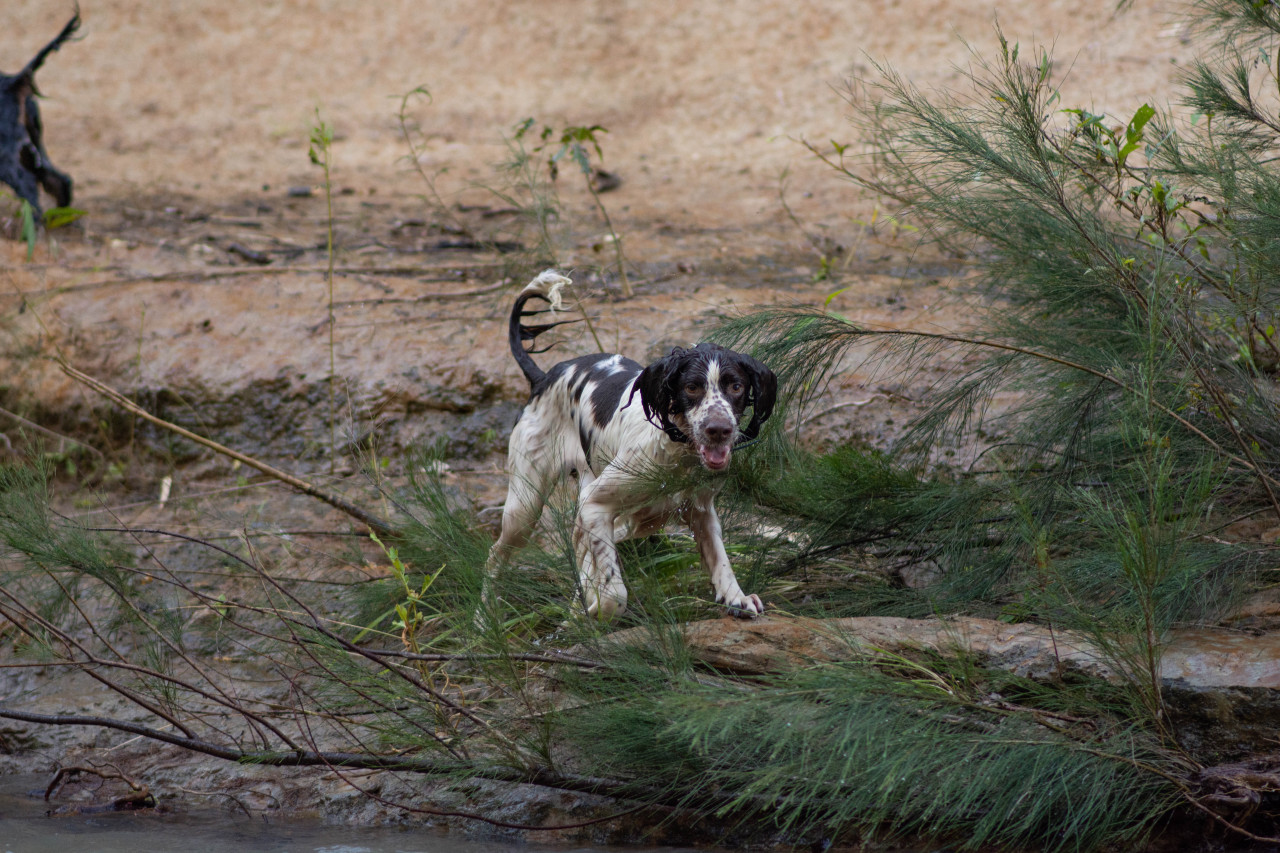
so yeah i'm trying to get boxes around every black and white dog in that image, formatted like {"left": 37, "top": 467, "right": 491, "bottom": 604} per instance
{"left": 487, "top": 271, "right": 777, "bottom": 619}
{"left": 0, "top": 12, "right": 79, "bottom": 219}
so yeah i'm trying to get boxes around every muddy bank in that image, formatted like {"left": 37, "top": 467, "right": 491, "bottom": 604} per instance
{"left": 1, "top": 0, "right": 1273, "bottom": 845}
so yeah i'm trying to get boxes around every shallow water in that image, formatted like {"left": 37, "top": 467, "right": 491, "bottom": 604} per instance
{"left": 0, "top": 774, "right": 697, "bottom": 853}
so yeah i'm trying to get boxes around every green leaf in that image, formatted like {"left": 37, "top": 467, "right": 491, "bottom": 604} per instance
{"left": 570, "top": 142, "right": 591, "bottom": 175}
{"left": 43, "top": 206, "right": 86, "bottom": 229}
{"left": 1125, "top": 103, "right": 1156, "bottom": 145}
{"left": 824, "top": 287, "right": 850, "bottom": 309}
{"left": 19, "top": 200, "right": 36, "bottom": 260}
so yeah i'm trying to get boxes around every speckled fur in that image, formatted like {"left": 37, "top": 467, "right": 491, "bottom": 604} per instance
{"left": 486, "top": 271, "right": 777, "bottom": 619}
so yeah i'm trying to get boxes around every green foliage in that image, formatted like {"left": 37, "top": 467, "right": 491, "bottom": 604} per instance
{"left": 560, "top": 649, "right": 1181, "bottom": 851}
{"left": 0, "top": 459, "right": 122, "bottom": 588}
{"left": 522, "top": 119, "right": 633, "bottom": 296}
{"left": 20, "top": 199, "right": 36, "bottom": 260}
{"left": 43, "top": 206, "right": 85, "bottom": 230}
{"left": 715, "top": 10, "right": 1280, "bottom": 654}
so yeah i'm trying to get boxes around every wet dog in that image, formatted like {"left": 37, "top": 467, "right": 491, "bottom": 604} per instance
{"left": 486, "top": 271, "right": 777, "bottom": 619}
{"left": 1, "top": 11, "right": 79, "bottom": 219}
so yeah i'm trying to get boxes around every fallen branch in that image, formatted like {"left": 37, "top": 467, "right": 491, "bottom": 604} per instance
{"left": 0, "top": 404, "right": 103, "bottom": 457}
{"left": 58, "top": 360, "right": 398, "bottom": 539}
{"left": 332, "top": 280, "right": 509, "bottom": 307}
{"left": 45, "top": 762, "right": 148, "bottom": 801}
{"left": 39, "top": 263, "right": 504, "bottom": 296}
{"left": 0, "top": 707, "right": 716, "bottom": 813}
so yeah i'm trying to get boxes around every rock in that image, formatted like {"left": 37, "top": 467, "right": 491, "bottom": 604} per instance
{"left": 602, "top": 615, "right": 1280, "bottom": 761}
{"left": 609, "top": 615, "right": 1114, "bottom": 680}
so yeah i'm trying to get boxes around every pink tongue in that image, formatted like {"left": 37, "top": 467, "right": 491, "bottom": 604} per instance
{"left": 703, "top": 445, "right": 730, "bottom": 467}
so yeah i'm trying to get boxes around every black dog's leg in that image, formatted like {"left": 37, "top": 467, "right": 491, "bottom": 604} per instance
{"left": 38, "top": 162, "right": 72, "bottom": 209}
{"left": 0, "top": 145, "right": 44, "bottom": 216}
{"left": 25, "top": 98, "right": 72, "bottom": 208}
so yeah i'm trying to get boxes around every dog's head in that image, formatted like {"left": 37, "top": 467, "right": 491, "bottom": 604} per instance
{"left": 634, "top": 343, "right": 777, "bottom": 471}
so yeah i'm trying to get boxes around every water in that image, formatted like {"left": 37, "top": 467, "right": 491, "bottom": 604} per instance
{"left": 0, "top": 774, "right": 698, "bottom": 853}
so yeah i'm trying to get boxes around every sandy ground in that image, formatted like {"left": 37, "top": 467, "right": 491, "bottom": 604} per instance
{"left": 4, "top": 0, "right": 1190, "bottom": 221}
{"left": 0, "top": 0, "right": 1202, "bottom": 477}
{"left": 0, "top": 0, "right": 1255, "bottom": 834}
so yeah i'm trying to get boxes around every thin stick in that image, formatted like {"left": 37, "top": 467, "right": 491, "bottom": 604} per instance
{"left": 58, "top": 361, "right": 397, "bottom": 538}
{"left": 33, "top": 264, "right": 502, "bottom": 296}
{"left": 331, "top": 280, "right": 507, "bottom": 307}
{"left": 0, "top": 404, "right": 103, "bottom": 457}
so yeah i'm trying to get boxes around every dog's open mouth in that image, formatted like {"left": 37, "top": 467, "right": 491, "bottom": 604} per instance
{"left": 697, "top": 443, "right": 732, "bottom": 471}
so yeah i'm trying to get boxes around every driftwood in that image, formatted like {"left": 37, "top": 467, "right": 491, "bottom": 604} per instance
{"left": 45, "top": 761, "right": 156, "bottom": 812}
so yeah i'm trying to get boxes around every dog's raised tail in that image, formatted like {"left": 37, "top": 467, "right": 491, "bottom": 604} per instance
{"left": 509, "top": 270, "right": 575, "bottom": 389}
{"left": 17, "top": 9, "right": 81, "bottom": 94}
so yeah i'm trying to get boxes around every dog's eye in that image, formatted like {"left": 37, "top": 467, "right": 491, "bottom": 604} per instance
{"left": 684, "top": 382, "right": 703, "bottom": 396}
{"left": 728, "top": 381, "right": 744, "bottom": 394}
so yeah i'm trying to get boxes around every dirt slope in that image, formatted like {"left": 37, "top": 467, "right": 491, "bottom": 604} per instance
{"left": 5, "top": 0, "right": 1188, "bottom": 225}
{"left": 0, "top": 1, "right": 1197, "bottom": 481}
{"left": 0, "top": 0, "right": 1249, "bottom": 836}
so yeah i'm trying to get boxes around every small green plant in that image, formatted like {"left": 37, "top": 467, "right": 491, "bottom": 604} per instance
{"left": 19, "top": 199, "right": 36, "bottom": 260}
{"left": 0, "top": 189, "right": 81, "bottom": 260}
{"left": 486, "top": 119, "right": 564, "bottom": 269}
{"left": 308, "top": 109, "right": 338, "bottom": 476}
{"left": 395, "top": 85, "right": 479, "bottom": 245}
{"left": 365, "top": 531, "right": 444, "bottom": 656}
{"left": 777, "top": 167, "right": 844, "bottom": 283}
{"left": 521, "top": 120, "right": 633, "bottom": 298}
{"left": 43, "top": 206, "right": 85, "bottom": 230}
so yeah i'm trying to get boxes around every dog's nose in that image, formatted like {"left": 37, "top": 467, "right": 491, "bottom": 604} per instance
{"left": 705, "top": 420, "right": 734, "bottom": 444}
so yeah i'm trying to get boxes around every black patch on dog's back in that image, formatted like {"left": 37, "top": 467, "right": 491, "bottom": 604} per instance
{"left": 534, "top": 354, "right": 643, "bottom": 462}
{"left": 587, "top": 358, "right": 642, "bottom": 428}
{"left": 537, "top": 354, "right": 641, "bottom": 419}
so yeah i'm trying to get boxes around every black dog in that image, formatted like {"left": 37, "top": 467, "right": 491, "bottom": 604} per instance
{"left": 0, "top": 11, "right": 79, "bottom": 218}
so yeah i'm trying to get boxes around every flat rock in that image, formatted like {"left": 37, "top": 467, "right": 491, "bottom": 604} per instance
{"left": 602, "top": 615, "right": 1280, "bottom": 760}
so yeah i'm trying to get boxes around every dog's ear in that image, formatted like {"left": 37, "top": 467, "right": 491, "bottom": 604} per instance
{"left": 631, "top": 348, "right": 688, "bottom": 440}
{"left": 735, "top": 352, "right": 777, "bottom": 441}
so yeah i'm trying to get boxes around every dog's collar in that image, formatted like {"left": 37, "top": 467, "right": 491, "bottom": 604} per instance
{"left": 660, "top": 423, "right": 690, "bottom": 444}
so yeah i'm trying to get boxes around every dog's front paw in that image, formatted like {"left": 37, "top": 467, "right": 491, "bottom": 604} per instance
{"left": 583, "top": 574, "right": 629, "bottom": 621}
{"left": 720, "top": 592, "right": 764, "bottom": 619}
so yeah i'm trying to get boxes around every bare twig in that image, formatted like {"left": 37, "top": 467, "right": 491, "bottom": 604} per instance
{"left": 0, "top": 707, "right": 740, "bottom": 826}
{"left": 57, "top": 361, "right": 398, "bottom": 538}
{"left": 38, "top": 263, "right": 502, "bottom": 296}
{"left": 0, "top": 404, "right": 103, "bottom": 457}
{"left": 45, "top": 762, "right": 147, "bottom": 800}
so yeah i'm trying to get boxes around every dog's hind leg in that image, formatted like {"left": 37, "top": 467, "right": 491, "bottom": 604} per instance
{"left": 481, "top": 410, "right": 577, "bottom": 622}
{"left": 573, "top": 471, "right": 631, "bottom": 620}
{"left": 27, "top": 101, "right": 71, "bottom": 208}
{"left": 487, "top": 465, "right": 547, "bottom": 569}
